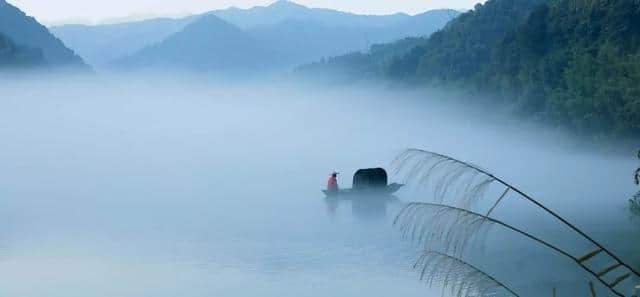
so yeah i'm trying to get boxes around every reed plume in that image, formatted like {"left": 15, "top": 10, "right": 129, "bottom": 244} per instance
{"left": 392, "top": 149, "right": 640, "bottom": 297}
{"left": 393, "top": 202, "right": 493, "bottom": 256}
{"left": 414, "top": 251, "right": 520, "bottom": 297}
{"left": 393, "top": 149, "right": 495, "bottom": 209}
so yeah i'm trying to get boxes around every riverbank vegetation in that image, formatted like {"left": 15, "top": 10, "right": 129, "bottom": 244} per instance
{"left": 298, "top": 0, "right": 640, "bottom": 139}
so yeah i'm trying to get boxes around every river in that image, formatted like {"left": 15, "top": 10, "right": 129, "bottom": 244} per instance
{"left": 0, "top": 77, "right": 638, "bottom": 297}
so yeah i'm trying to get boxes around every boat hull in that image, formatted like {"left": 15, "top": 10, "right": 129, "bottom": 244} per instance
{"left": 322, "top": 183, "right": 403, "bottom": 198}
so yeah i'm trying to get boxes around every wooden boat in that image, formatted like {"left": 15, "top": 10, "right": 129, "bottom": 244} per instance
{"left": 322, "top": 183, "right": 404, "bottom": 198}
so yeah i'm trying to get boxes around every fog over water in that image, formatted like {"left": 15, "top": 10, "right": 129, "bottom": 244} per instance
{"left": 0, "top": 76, "right": 638, "bottom": 297}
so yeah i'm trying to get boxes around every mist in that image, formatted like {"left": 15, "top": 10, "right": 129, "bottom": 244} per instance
{"left": 0, "top": 74, "right": 637, "bottom": 297}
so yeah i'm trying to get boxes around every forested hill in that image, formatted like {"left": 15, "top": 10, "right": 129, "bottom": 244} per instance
{"left": 0, "top": 32, "right": 45, "bottom": 69}
{"left": 484, "top": 0, "right": 640, "bottom": 136}
{"left": 0, "top": 0, "right": 88, "bottom": 70}
{"left": 298, "top": 0, "right": 640, "bottom": 138}
{"left": 298, "top": 0, "right": 549, "bottom": 80}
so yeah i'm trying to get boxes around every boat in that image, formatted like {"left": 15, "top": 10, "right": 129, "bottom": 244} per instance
{"left": 322, "top": 183, "right": 404, "bottom": 198}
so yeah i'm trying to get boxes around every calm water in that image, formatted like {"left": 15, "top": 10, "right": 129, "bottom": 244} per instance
{"left": 0, "top": 77, "right": 638, "bottom": 297}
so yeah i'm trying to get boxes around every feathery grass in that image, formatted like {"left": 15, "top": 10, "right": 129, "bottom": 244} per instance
{"left": 392, "top": 149, "right": 640, "bottom": 297}
{"left": 393, "top": 149, "right": 495, "bottom": 209}
{"left": 414, "top": 251, "right": 520, "bottom": 297}
{"left": 394, "top": 202, "right": 493, "bottom": 256}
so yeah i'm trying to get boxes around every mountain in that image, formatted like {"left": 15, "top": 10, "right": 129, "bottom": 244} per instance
{"left": 298, "top": 0, "right": 548, "bottom": 80}
{"left": 50, "top": 16, "right": 196, "bottom": 67}
{"left": 298, "top": 0, "right": 640, "bottom": 137}
{"left": 483, "top": 0, "right": 640, "bottom": 136}
{"left": 0, "top": 0, "right": 87, "bottom": 69}
{"left": 390, "top": 0, "right": 550, "bottom": 81}
{"left": 211, "top": 0, "right": 412, "bottom": 29}
{"left": 379, "top": 9, "right": 462, "bottom": 39}
{"left": 0, "top": 32, "right": 45, "bottom": 69}
{"left": 246, "top": 8, "right": 459, "bottom": 67}
{"left": 113, "top": 14, "right": 279, "bottom": 74}
{"left": 296, "top": 36, "right": 428, "bottom": 82}
{"left": 51, "top": 1, "right": 458, "bottom": 70}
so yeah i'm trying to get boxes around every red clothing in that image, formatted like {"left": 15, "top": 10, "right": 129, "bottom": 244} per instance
{"left": 327, "top": 176, "right": 338, "bottom": 191}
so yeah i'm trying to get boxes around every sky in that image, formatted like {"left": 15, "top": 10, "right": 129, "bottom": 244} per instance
{"left": 7, "top": 0, "right": 482, "bottom": 25}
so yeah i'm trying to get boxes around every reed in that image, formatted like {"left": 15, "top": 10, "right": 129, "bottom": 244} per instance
{"left": 413, "top": 251, "right": 520, "bottom": 297}
{"left": 393, "top": 202, "right": 493, "bottom": 256}
{"left": 392, "top": 149, "right": 640, "bottom": 297}
{"left": 394, "top": 202, "right": 631, "bottom": 297}
{"left": 393, "top": 149, "right": 495, "bottom": 209}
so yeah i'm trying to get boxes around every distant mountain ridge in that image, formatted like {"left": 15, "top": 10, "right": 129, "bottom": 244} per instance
{"left": 0, "top": 0, "right": 88, "bottom": 70}
{"left": 210, "top": 0, "right": 413, "bottom": 29}
{"left": 51, "top": 16, "right": 197, "bottom": 67}
{"left": 50, "top": 1, "right": 459, "bottom": 71}
{"left": 113, "top": 14, "right": 279, "bottom": 74}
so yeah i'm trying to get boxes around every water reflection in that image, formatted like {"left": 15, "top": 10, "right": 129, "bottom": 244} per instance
{"left": 0, "top": 244, "right": 6, "bottom": 262}
{"left": 324, "top": 196, "right": 339, "bottom": 216}
{"left": 323, "top": 194, "right": 402, "bottom": 220}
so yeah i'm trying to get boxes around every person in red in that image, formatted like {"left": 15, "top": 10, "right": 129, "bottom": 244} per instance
{"left": 327, "top": 171, "right": 339, "bottom": 193}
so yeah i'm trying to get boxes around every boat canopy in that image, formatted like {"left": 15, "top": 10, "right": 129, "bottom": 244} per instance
{"left": 353, "top": 168, "right": 388, "bottom": 190}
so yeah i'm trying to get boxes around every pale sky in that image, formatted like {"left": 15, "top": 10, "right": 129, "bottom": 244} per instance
{"left": 7, "top": 0, "right": 481, "bottom": 25}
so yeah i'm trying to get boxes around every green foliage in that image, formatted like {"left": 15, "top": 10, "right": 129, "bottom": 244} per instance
{"left": 300, "top": 0, "right": 640, "bottom": 138}
{"left": 0, "top": 0, "right": 87, "bottom": 68}
{"left": 0, "top": 32, "right": 45, "bottom": 69}
{"left": 488, "top": 0, "right": 640, "bottom": 137}
{"left": 404, "top": 0, "right": 549, "bottom": 81}
{"left": 295, "top": 52, "right": 381, "bottom": 83}
{"left": 294, "top": 37, "right": 428, "bottom": 82}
